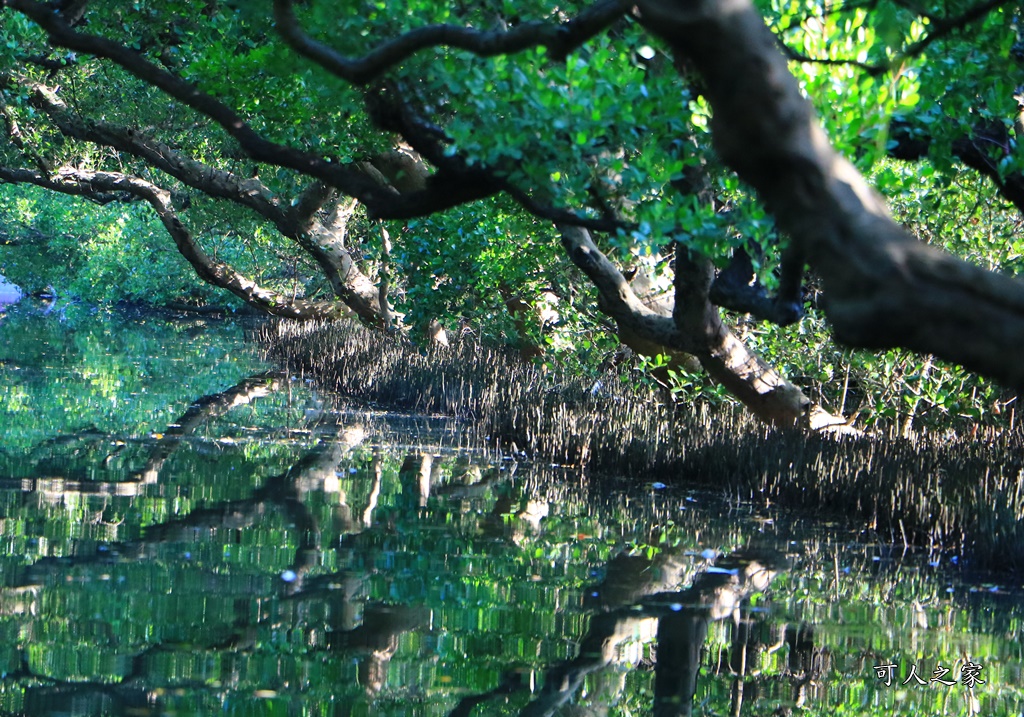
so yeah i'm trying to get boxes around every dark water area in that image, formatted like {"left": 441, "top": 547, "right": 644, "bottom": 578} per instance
{"left": 0, "top": 305, "right": 1022, "bottom": 716}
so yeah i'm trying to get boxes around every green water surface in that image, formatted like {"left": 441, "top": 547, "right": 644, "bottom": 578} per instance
{"left": 0, "top": 304, "right": 1021, "bottom": 716}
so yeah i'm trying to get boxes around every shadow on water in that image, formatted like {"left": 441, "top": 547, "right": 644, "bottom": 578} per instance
{"left": 0, "top": 308, "right": 1022, "bottom": 716}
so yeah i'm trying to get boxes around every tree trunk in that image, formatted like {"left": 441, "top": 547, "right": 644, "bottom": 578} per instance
{"left": 633, "top": 0, "right": 1024, "bottom": 393}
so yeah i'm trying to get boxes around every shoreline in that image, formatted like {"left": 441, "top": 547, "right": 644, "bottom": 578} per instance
{"left": 259, "top": 318, "right": 1024, "bottom": 575}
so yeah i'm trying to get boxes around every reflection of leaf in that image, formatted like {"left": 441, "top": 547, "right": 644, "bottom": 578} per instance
{"left": 0, "top": 311, "right": 265, "bottom": 455}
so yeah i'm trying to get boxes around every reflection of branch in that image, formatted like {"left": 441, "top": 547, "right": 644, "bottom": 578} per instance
{"left": 648, "top": 550, "right": 785, "bottom": 717}
{"left": 520, "top": 549, "right": 785, "bottom": 717}
{"left": 447, "top": 672, "right": 525, "bottom": 717}
{"left": 520, "top": 607, "right": 656, "bottom": 717}
{"left": 327, "top": 603, "right": 430, "bottom": 696}
{"left": 521, "top": 546, "right": 690, "bottom": 717}
{"left": 363, "top": 450, "right": 384, "bottom": 528}
{"left": 137, "top": 371, "right": 284, "bottom": 484}
{"left": 399, "top": 452, "right": 433, "bottom": 508}
{"left": 138, "top": 427, "right": 363, "bottom": 594}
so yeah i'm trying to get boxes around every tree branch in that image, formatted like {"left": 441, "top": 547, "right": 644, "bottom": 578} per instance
{"left": 15, "top": 74, "right": 291, "bottom": 224}
{"left": 272, "top": 0, "right": 626, "bottom": 85}
{"left": 707, "top": 246, "right": 805, "bottom": 325}
{"left": 560, "top": 225, "right": 812, "bottom": 424}
{"left": 559, "top": 224, "right": 684, "bottom": 347}
{"left": 0, "top": 164, "right": 350, "bottom": 320}
{"left": 884, "top": 0, "right": 1014, "bottom": 76}
{"left": 4, "top": 0, "right": 511, "bottom": 222}
{"left": 363, "top": 82, "right": 629, "bottom": 231}
{"left": 6, "top": 74, "right": 385, "bottom": 323}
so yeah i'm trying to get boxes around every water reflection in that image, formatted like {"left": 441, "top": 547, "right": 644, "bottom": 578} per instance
{"left": 0, "top": 308, "right": 1022, "bottom": 716}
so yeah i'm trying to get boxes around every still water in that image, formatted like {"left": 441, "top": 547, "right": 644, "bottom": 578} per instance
{"left": 1, "top": 305, "right": 1022, "bottom": 717}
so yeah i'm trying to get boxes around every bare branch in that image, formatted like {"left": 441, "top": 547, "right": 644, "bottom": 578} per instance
{"left": 272, "top": 0, "right": 626, "bottom": 86}
{"left": 0, "top": 164, "right": 350, "bottom": 320}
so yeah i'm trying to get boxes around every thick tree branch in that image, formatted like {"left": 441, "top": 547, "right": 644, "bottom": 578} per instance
{"left": 272, "top": 0, "right": 626, "bottom": 85}
{"left": 634, "top": 0, "right": 1024, "bottom": 392}
{"left": 3, "top": 74, "right": 385, "bottom": 323}
{"left": 559, "top": 224, "right": 684, "bottom": 346}
{"left": 561, "top": 225, "right": 812, "bottom": 425}
{"left": 674, "top": 245, "right": 812, "bottom": 424}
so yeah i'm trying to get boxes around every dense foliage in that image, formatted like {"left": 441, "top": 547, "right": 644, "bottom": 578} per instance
{"left": 1, "top": 0, "right": 1022, "bottom": 431}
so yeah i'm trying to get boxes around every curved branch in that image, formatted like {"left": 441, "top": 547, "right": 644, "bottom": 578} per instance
{"left": 560, "top": 225, "right": 813, "bottom": 425}
{"left": 559, "top": 224, "right": 684, "bottom": 346}
{"left": 4, "top": 0, "right": 508, "bottom": 221}
{"left": 0, "top": 90, "right": 51, "bottom": 174}
{"left": 272, "top": 0, "right": 626, "bottom": 85}
{"left": 5, "top": 2, "right": 380, "bottom": 189}
{"left": 0, "top": 165, "right": 350, "bottom": 320}
{"left": 16, "top": 74, "right": 290, "bottom": 223}
{"left": 9, "top": 75, "right": 385, "bottom": 323}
